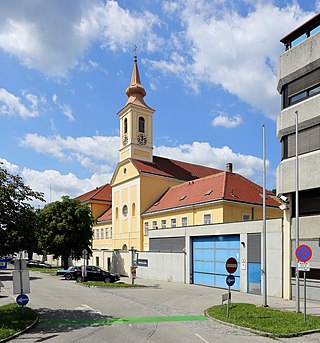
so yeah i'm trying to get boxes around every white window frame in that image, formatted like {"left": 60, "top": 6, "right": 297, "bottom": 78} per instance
{"left": 171, "top": 218, "right": 176, "bottom": 228}
{"left": 106, "top": 228, "right": 109, "bottom": 238}
{"left": 96, "top": 228, "right": 100, "bottom": 239}
{"left": 152, "top": 221, "right": 158, "bottom": 229}
{"left": 100, "top": 228, "right": 104, "bottom": 239}
{"left": 204, "top": 214, "right": 211, "bottom": 225}
{"left": 144, "top": 222, "right": 149, "bottom": 236}
{"left": 182, "top": 217, "right": 188, "bottom": 226}
{"left": 161, "top": 219, "right": 166, "bottom": 229}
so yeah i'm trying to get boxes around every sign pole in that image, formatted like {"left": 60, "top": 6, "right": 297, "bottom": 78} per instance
{"left": 304, "top": 271, "right": 307, "bottom": 322}
{"left": 227, "top": 285, "right": 230, "bottom": 318}
{"left": 262, "top": 124, "right": 267, "bottom": 307}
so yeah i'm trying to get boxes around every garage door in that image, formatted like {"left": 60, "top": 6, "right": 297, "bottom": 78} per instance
{"left": 192, "top": 235, "right": 240, "bottom": 290}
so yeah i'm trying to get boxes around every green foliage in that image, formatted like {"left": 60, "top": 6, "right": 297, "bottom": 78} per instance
{"left": 207, "top": 303, "right": 320, "bottom": 336}
{"left": 38, "top": 196, "right": 93, "bottom": 267}
{"left": 0, "top": 163, "right": 44, "bottom": 255}
{"left": 0, "top": 303, "right": 37, "bottom": 339}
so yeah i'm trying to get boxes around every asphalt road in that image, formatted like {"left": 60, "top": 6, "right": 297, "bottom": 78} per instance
{"left": 1, "top": 268, "right": 320, "bottom": 343}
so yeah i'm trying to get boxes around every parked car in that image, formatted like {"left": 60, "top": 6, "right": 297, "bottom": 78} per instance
{"left": 27, "top": 260, "right": 52, "bottom": 268}
{"left": 56, "top": 266, "right": 82, "bottom": 280}
{"left": 75, "top": 265, "right": 120, "bottom": 283}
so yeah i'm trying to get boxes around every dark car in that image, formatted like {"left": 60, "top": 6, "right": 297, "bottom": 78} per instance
{"left": 75, "top": 265, "right": 120, "bottom": 283}
{"left": 27, "top": 260, "right": 52, "bottom": 268}
{"left": 56, "top": 266, "right": 82, "bottom": 280}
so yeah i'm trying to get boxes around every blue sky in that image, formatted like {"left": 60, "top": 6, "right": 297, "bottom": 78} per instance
{"left": 0, "top": 0, "right": 318, "bottom": 205}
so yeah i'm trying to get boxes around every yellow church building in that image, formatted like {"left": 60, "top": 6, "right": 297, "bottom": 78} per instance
{"left": 76, "top": 54, "right": 283, "bottom": 295}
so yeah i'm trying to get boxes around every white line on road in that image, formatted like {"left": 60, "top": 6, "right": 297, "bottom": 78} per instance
{"left": 195, "top": 333, "right": 210, "bottom": 343}
{"left": 1, "top": 287, "right": 15, "bottom": 301}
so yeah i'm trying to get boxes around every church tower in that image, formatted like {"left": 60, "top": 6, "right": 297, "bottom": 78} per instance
{"left": 118, "top": 52, "right": 155, "bottom": 163}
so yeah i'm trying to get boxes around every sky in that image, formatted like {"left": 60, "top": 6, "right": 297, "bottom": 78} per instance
{"left": 0, "top": 0, "right": 318, "bottom": 206}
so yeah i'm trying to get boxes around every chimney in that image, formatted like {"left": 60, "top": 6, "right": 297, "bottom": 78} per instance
{"left": 226, "top": 163, "right": 233, "bottom": 173}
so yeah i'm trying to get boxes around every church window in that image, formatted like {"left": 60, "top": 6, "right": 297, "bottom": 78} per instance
{"left": 124, "top": 118, "right": 128, "bottom": 134}
{"left": 115, "top": 207, "right": 119, "bottom": 220}
{"left": 122, "top": 205, "right": 128, "bottom": 217}
{"left": 132, "top": 203, "right": 136, "bottom": 216}
{"left": 138, "top": 117, "right": 145, "bottom": 133}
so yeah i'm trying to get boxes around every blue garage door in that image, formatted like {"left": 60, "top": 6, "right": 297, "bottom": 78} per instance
{"left": 192, "top": 235, "right": 240, "bottom": 290}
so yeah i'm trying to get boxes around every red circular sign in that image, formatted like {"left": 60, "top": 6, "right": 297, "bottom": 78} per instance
{"left": 226, "top": 257, "right": 238, "bottom": 274}
{"left": 295, "top": 244, "right": 312, "bottom": 262}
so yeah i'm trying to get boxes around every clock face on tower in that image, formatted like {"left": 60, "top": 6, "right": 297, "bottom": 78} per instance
{"left": 137, "top": 133, "right": 147, "bottom": 145}
{"left": 122, "top": 134, "right": 128, "bottom": 146}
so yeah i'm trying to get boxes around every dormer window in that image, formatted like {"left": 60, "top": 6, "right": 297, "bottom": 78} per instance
{"left": 139, "top": 117, "right": 145, "bottom": 133}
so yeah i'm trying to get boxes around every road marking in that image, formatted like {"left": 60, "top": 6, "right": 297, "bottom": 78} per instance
{"left": 75, "top": 304, "right": 101, "bottom": 314}
{"left": 40, "top": 315, "right": 207, "bottom": 327}
{"left": 195, "top": 333, "right": 210, "bottom": 343}
{"left": 1, "top": 287, "right": 15, "bottom": 300}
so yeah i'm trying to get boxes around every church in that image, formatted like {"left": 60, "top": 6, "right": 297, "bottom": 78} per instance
{"left": 76, "top": 54, "right": 282, "bottom": 294}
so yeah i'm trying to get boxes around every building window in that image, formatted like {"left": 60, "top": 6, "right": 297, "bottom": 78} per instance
{"left": 292, "top": 187, "right": 320, "bottom": 217}
{"left": 115, "top": 207, "right": 119, "bottom": 220}
{"left": 182, "top": 217, "right": 188, "bottom": 226}
{"left": 282, "top": 124, "right": 320, "bottom": 160}
{"left": 106, "top": 228, "right": 109, "bottom": 238}
{"left": 171, "top": 218, "right": 176, "bottom": 228}
{"left": 204, "top": 214, "right": 211, "bottom": 225}
{"left": 144, "top": 222, "right": 149, "bottom": 236}
{"left": 152, "top": 221, "right": 157, "bottom": 229}
{"left": 122, "top": 205, "right": 128, "bottom": 217}
{"left": 242, "top": 214, "right": 250, "bottom": 221}
{"left": 101, "top": 228, "right": 104, "bottom": 239}
{"left": 96, "top": 229, "right": 100, "bottom": 239}
{"left": 124, "top": 118, "right": 128, "bottom": 134}
{"left": 132, "top": 203, "right": 136, "bottom": 217}
{"left": 110, "top": 227, "right": 112, "bottom": 238}
{"left": 161, "top": 220, "right": 166, "bottom": 229}
{"left": 138, "top": 116, "right": 145, "bottom": 133}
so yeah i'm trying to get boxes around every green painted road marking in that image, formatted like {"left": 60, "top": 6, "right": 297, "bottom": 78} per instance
{"left": 39, "top": 315, "right": 207, "bottom": 327}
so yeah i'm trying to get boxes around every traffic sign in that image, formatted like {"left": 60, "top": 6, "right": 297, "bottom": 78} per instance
{"left": 16, "top": 293, "right": 29, "bottom": 306}
{"left": 295, "top": 244, "right": 312, "bottom": 262}
{"left": 226, "top": 274, "right": 235, "bottom": 287}
{"left": 226, "top": 257, "right": 238, "bottom": 274}
{"left": 298, "top": 262, "right": 310, "bottom": 272}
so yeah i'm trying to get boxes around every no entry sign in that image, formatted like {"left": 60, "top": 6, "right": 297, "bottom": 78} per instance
{"left": 226, "top": 257, "right": 238, "bottom": 274}
{"left": 295, "top": 244, "right": 312, "bottom": 262}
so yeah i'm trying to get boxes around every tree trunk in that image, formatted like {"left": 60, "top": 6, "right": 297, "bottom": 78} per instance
{"left": 63, "top": 256, "right": 69, "bottom": 269}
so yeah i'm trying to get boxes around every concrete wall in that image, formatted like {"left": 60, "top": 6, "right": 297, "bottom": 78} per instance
{"left": 277, "top": 150, "right": 320, "bottom": 194}
{"left": 136, "top": 251, "right": 185, "bottom": 283}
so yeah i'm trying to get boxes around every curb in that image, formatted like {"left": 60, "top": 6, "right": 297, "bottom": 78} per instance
{"left": 0, "top": 316, "right": 39, "bottom": 343}
{"left": 204, "top": 310, "right": 320, "bottom": 338}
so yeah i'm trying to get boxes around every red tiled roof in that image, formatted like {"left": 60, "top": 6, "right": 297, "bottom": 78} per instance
{"left": 97, "top": 207, "right": 112, "bottom": 222}
{"left": 132, "top": 156, "right": 222, "bottom": 181}
{"left": 76, "top": 184, "right": 112, "bottom": 203}
{"left": 144, "top": 172, "right": 280, "bottom": 214}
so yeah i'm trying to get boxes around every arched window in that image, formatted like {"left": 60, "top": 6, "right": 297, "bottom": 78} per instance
{"left": 138, "top": 117, "right": 145, "bottom": 133}
{"left": 132, "top": 203, "right": 136, "bottom": 217}
{"left": 122, "top": 244, "right": 128, "bottom": 251}
{"left": 122, "top": 205, "right": 128, "bottom": 217}
{"left": 124, "top": 118, "right": 128, "bottom": 134}
{"left": 115, "top": 207, "right": 119, "bottom": 220}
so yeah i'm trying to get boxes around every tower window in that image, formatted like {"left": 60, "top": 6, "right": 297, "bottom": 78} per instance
{"left": 138, "top": 117, "right": 145, "bottom": 133}
{"left": 124, "top": 118, "right": 128, "bottom": 134}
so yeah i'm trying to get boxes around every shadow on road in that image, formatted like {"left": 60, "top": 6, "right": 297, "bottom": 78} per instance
{"left": 0, "top": 275, "right": 42, "bottom": 281}
{"left": 32, "top": 308, "right": 113, "bottom": 334}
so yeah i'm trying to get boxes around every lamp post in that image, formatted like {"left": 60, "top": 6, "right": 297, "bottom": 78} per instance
{"left": 295, "top": 110, "right": 300, "bottom": 313}
{"left": 262, "top": 124, "right": 267, "bottom": 307}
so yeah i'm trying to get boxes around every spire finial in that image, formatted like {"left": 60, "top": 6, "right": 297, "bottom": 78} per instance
{"left": 134, "top": 45, "right": 137, "bottom": 62}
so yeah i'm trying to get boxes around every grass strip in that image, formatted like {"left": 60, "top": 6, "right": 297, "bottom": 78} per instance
{"left": 207, "top": 303, "right": 320, "bottom": 336}
{"left": 79, "top": 281, "right": 146, "bottom": 288}
{"left": 0, "top": 303, "right": 37, "bottom": 340}
{"left": 28, "top": 267, "right": 57, "bottom": 275}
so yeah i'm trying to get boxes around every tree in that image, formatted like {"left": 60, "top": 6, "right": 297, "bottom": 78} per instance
{"left": 0, "top": 163, "right": 44, "bottom": 256}
{"left": 38, "top": 196, "right": 94, "bottom": 269}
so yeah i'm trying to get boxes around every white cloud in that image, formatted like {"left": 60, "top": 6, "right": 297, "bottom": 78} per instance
{"left": 20, "top": 134, "right": 119, "bottom": 173}
{"left": 148, "top": 1, "right": 314, "bottom": 119}
{"left": 59, "top": 103, "right": 75, "bottom": 121}
{"left": 155, "top": 141, "right": 269, "bottom": 182}
{"left": 0, "top": 1, "right": 162, "bottom": 76}
{"left": 0, "top": 158, "right": 112, "bottom": 206}
{"left": 212, "top": 114, "right": 242, "bottom": 128}
{"left": 0, "top": 88, "right": 39, "bottom": 118}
